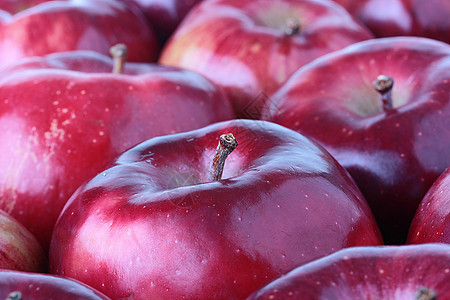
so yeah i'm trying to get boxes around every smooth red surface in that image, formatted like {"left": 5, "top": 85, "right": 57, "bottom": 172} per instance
{"left": 332, "top": 0, "right": 450, "bottom": 43}
{"left": 407, "top": 167, "right": 450, "bottom": 244}
{"left": 0, "top": 50, "right": 234, "bottom": 252}
{"left": 0, "top": 209, "right": 46, "bottom": 272}
{"left": 50, "top": 119, "right": 382, "bottom": 299}
{"left": 0, "top": 270, "right": 110, "bottom": 299}
{"left": 124, "top": 0, "right": 203, "bottom": 43}
{"left": 0, "top": 0, "right": 50, "bottom": 13}
{"left": 263, "top": 37, "right": 450, "bottom": 244}
{"left": 0, "top": 0, "right": 158, "bottom": 69}
{"left": 247, "top": 243, "right": 450, "bottom": 299}
{"left": 159, "top": 0, "right": 373, "bottom": 118}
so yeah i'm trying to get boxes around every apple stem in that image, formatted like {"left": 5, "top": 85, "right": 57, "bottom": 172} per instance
{"left": 110, "top": 43, "right": 128, "bottom": 74}
{"left": 209, "top": 133, "right": 238, "bottom": 182}
{"left": 284, "top": 17, "right": 300, "bottom": 36}
{"left": 414, "top": 286, "right": 437, "bottom": 300}
{"left": 373, "top": 75, "right": 394, "bottom": 112}
{"left": 6, "top": 291, "right": 22, "bottom": 300}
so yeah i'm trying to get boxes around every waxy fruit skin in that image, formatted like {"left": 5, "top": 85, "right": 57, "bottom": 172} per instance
{"left": 407, "top": 167, "right": 450, "bottom": 244}
{"left": 50, "top": 119, "right": 382, "bottom": 299}
{"left": 123, "top": 0, "right": 204, "bottom": 43}
{"left": 332, "top": 0, "right": 450, "bottom": 43}
{"left": 0, "top": 270, "right": 111, "bottom": 300}
{"left": 263, "top": 37, "right": 450, "bottom": 244}
{"left": 247, "top": 243, "right": 450, "bottom": 299}
{"left": 159, "top": 0, "right": 373, "bottom": 118}
{"left": 0, "top": 50, "right": 234, "bottom": 251}
{"left": 0, "top": 0, "right": 159, "bottom": 69}
{"left": 0, "top": 209, "right": 46, "bottom": 273}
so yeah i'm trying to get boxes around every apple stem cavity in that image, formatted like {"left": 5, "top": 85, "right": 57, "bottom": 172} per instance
{"left": 373, "top": 75, "right": 394, "bottom": 112}
{"left": 6, "top": 291, "right": 22, "bottom": 300}
{"left": 284, "top": 17, "right": 301, "bottom": 36}
{"left": 415, "top": 286, "right": 437, "bottom": 300}
{"left": 209, "top": 133, "right": 238, "bottom": 182}
{"left": 110, "top": 43, "right": 128, "bottom": 74}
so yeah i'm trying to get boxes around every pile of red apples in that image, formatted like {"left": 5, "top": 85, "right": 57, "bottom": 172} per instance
{"left": 0, "top": 0, "right": 448, "bottom": 299}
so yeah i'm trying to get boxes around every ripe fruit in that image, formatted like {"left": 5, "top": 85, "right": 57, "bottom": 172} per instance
{"left": 0, "top": 47, "right": 233, "bottom": 251}
{"left": 247, "top": 243, "right": 450, "bottom": 299}
{"left": 407, "top": 167, "right": 450, "bottom": 244}
{"left": 0, "top": 209, "right": 46, "bottom": 273}
{"left": 263, "top": 36, "right": 450, "bottom": 244}
{"left": 160, "top": 0, "right": 373, "bottom": 118}
{"left": 50, "top": 119, "right": 382, "bottom": 299}
{"left": 0, "top": 0, "right": 158, "bottom": 68}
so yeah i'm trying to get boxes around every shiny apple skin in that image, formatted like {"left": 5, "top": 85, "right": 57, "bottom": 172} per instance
{"left": 159, "top": 0, "right": 373, "bottom": 118}
{"left": 247, "top": 243, "right": 450, "bottom": 299}
{"left": 407, "top": 167, "right": 450, "bottom": 244}
{"left": 263, "top": 37, "right": 450, "bottom": 244}
{"left": 0, "top": 270, "right": 111, "bottom": 299}
{"left": 0, "top": 209, "right": 46, "bottom": 272}
{"left": 0, "top": 51, "right": 234, "bottom": 252}
{"left": 332, "top": 0, "right": 450, "bottom": 43}
{"left": 49, "top": 119, "right": 382, "bottom": 299}
{"left": 0, "top": 0, "right": 159, "bottom": 69}
{"left": 124, "top": 0, "right": 203, "bottom": 43}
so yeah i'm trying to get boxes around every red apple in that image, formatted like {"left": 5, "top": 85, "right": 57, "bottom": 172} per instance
{"left": 0, "top": 47, "right": 234, "bottom": 252}
{"left": 159, "top": 0, "right": 373, "bottom": 118}
{"left": 262, "top": 36, "right": 450, "bottom": 244}
{"left": 123, "top": 0, "right": 204, "bottom": 43}
{"left": 0, "top": 209, "right": 46, "bottom": 273}
{"left": 247, "top": 243, "right": 450, "bottom": 299}
{"left": 0, "top": 0, "right": 159, "bottom": 69}
{"left": 407, "top": 167, "right": 450, "bottom": 244}
{"left": 49, "top": 119, "right": 382, "bottom": 299}
{"left": 332, "top": 0, "right": 450, "bottom": 43}
{"left": 0, "top": 270, "right": 110, "bottom": 299}
{"left": 0, "top": 0, "right": 49, "bottom": 13}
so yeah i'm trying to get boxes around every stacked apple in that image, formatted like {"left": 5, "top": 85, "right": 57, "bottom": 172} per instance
{"left": 331, "top": 0, "right": 450, "bottom": 43}
{"left": 160, "top": 0, "right": 374, "bottom": 118}
{"left": 122, "top": 0, "right": 204, "bottom": 43}
{"left": 261, "top": 36, "right": 450, "bottom": 245}
{"left": 0, "top": 0, "right": 160, "bottom": 67}
{"left": 0, "top": 0, "right": 448, "bottom": 299}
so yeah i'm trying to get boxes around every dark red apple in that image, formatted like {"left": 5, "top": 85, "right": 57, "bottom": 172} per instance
{"left": 49, "top": 119, "right": 382, "bottom": 299}
{"left": 407, "top": 167, "right": 450, "bottom": 244}
{"left": 0, "top": 270, "right": 110, "bottom": 299}
{"left": 0, "top": 0, "right": 159, "bottom": 69}
{"left": 247, "top": 243, "right": 450, "bottom": 299}
{"left": 123, "top": 0, "right": 204, "bottom": 43}
{"left": 159, "top": 0, "right": 373, "bottom": 118}
{"left": 332, "top": 0, "right": 450, "bottom": 43}
{"left": 0, "top": 209, "right": 46, "bottom": 272}
{"left": 262, "top": 36, "right": 450, "bottom": 244}
{"left": 0, "top": 0, "right": 50, "bottom": 13}
{"left": 0, "top": 47, "right": 234, "bottom": 252}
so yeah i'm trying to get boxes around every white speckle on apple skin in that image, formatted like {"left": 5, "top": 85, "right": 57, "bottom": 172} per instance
{"left": 250, "top": 42, "right": 261, "bottom": 54}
